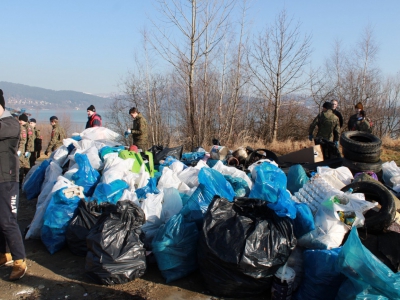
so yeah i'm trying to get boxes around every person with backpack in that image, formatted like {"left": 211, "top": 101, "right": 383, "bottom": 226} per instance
{"left": 44, "top": 116, "right": 66, "bottom": 156}
{"left": 347, "top": 102, "right": 363, "bottom": 131}
{"left": 309, "top": 101, "right": 340, "bottom": 147}
{"left": 85, "top": 105, "right": 102, "bottom": 129}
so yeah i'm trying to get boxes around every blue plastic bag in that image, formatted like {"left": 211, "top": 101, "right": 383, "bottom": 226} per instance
{"left": 249, "top": 162, "right": 287, "bottom": 202}
{"left": 294, "top": 248, "right": 345, "bottom": 300}
{"left": 336, "top": 227, "right": 400, "bottom": 299}
{"left": 71, "top": 153, "right": 101, "bottom": 197}
{"left": 92, "top": 179, "right": 129, "bottom": 204}
{"left": 336, "top": 278, "right": 388, "bottom": 300}
{"left": 152, "top": 212, "right": 199, "bottom": 283}
{"left": 41, "top": 188, "right": 81, "bottom": 254}
{"left": 24, "top": 160, "right": 50, "bottom": 200}
{"left": 99, "top": 145, "right": 125, "bottom": 161}
{"left": 224, "top": 175, "right": 250, "bottom": 197}
{"left": 249, "top": 162, "right": 296, "bottom": 218}
{"left": 198, "top": 168, "right": 235, "bottom": 202}
{"left": 293, "top": 202, "right": 315, "bottom": 238}
{"left": 287, "top": 164, "right": 309, "bottom": 194}
{"left": 136, "top": 177, "right": 160, "bottom": 199}
{"left": 181, "top": 151, "right": 206, "bottom": 165}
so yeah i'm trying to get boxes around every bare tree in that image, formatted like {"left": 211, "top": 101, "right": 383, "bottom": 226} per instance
{"left": 248, "top": 9, "right": 312, "bottom": 142}
{"left": 149, "top": 0, "right": 236, "bottom": 149}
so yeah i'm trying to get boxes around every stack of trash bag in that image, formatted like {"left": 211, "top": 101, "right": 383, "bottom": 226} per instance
{"left": 198, "top": 196, "right": 296, "bottom": 298}
{"left": 85, "top": 200, "right": 147, "bottom": 285}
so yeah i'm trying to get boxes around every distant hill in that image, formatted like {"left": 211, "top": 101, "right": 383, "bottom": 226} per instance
{"left": 0, "top": 81, "right": 113, "bottom": 111}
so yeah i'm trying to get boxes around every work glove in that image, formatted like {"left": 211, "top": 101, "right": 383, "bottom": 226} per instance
{"left": 44, "top": 151, "right": 49, "bottom": 156}
{"left": 25, "top": 152, "right": 31, "bottom": 158}
{"left": 17, "top": 151, "right": 21, "bottom": 157}
{"left": 334, "top": 141, "right": 339, "bottom": 148}
{"left": 308, "top": 135, "right": 313, "bottom": 141}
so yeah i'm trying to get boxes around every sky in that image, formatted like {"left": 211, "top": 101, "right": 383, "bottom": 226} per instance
{"left": 1, "top": 0, "right": 399, "bottom": 95}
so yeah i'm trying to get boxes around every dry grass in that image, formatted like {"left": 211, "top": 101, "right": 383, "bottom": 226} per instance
{"left": 381, "top": 136, "right": 400, "bottom": 165}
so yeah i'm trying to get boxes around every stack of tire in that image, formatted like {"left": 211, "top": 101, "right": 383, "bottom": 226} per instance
{"left": 340, "top": 131, "right": 383, "bottom": 176}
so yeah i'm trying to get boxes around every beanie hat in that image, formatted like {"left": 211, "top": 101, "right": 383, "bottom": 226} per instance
{"left": 0, "top": 89, "right": 4, "bottom": 109}
{"left": 29, "top": 118, "right": 37, "bottom": 123}
{"left": 19, "top": 114, "right": 29, "bottom": 122}
{"left": 355, "top": 102, "right": 363, "bottom": 110}
{"left": 50, "top": 116, "right": 58, "bottom": 121}
{"left": 0, "top": 89, "right": 6, "bottom": 109}
{"left": 87, "top": 105, "right": 96, "bottom": 112}
{"left": 322, "top": 101, "right": 333, "bottom": 110}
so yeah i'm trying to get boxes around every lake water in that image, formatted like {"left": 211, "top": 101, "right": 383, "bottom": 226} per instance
{"left": 28, "top": 109, "right": 110, "bottom": 132}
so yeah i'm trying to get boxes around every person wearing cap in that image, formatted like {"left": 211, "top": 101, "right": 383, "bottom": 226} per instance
{"left": 28, "top": 118, "right": 42, "bottom": 167}
{"left": 331, "top": 99, "right": 343, "bottom": 128}
{"left": 348, "top": 102, "right": 363, "bottom": 131}
{"left": 0, "top": 89, "right": 28, "bottom": 281}
{"left": 85, "top": 105, "right": 102, "bottom": 129}
{"left": 17, "top": 114, "right": 34, "bottom": 183}
{"left": 308, "top": 101, "right": 340, "bottom": 147}
{"left": 125, "top": 107, "right": 148, "bottom": 151}
{"left": 44, "top": 116, "right": 66, "bottom": 156}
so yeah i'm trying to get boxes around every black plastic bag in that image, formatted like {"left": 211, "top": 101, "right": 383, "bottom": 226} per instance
{"left": 85, "top": 200, "right": 147, "bottom": 285}
{"left": 198, "top": 196, "right": 296, "bottom": 298}
{"left": 151, "top": 145, "right": 183, "bottom": 165}
{"left": 66, "top": 199, "right": 115, "bottom": 257}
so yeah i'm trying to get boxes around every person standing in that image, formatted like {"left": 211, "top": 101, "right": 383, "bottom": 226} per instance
{"left": 85, "top": 105, "right": 102, "bottom": 129}
{"left": 354, "top": 110, "right": 372, "bottom": 133}
{"left": 308, "top": 101, "right": 340, "bottom": 147}
{"left": 125, "top": 107, "right": 148, "bottom": 151}
{"left": 17, "top": 114, "right": 34, "bottom": 184}
{"left": 348, "top": 102, "right": 363, "bottom": 131}
{"left": 28, "top": 118, "right": 42, "bottom": 167}
{"left": 0, "top": 89, "right": 27, "bottom": 281}
{"left": 331, "top": 99, "right": 343, "bottom": 128}
{"left": 44, "top": 116, "right": 66, "bottom": 156}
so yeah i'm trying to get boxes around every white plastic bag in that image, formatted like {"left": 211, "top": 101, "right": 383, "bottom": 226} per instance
{"left": 212, "top": 160, "right": 253, "bottom": 189}
{"left": 25, "top": 173, "right": 71, "bottom": 240}
{"left": 317, "top": 166, "right": 354, "bottom": 186}
{"left": 80, "top": 127, "right": 120, "bottom": 141}
{"left": 382, "top": 161, "right": 400, "bottom": 187}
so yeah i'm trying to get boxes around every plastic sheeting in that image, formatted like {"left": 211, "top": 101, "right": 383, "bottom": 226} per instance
{"left": 198, "top": 197, "right": 296, "bottom": 298}
{"left": 85, "top": 201, "right": 147, "bottom": 285}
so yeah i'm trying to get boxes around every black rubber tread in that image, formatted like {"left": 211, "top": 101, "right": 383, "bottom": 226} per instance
{"left": 340, "top": 131, "right": 382, "bottom": 154}
{"left": 342, "top": 147, "right": 381, "bottom": 163}
{"left": 342, "top": 158, "right": 383, "bottom": 174}
{"left": 245, "top": 148, "right": 281, "bottom": 167}
{"left": 341, "top": 181, "right": 396, "bottom": 233}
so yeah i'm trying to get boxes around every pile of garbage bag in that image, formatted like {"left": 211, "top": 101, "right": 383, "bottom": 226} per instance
{"left": 22, "top": 127, "right": 400, "bottom": 299}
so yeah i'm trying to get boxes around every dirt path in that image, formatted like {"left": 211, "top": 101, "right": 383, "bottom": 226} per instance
{"left": 0, "top": 190, "right": 271, "bottom": 300}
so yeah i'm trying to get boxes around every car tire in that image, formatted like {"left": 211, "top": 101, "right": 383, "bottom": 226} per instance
{"left": 342, "top": 158, "right": 383, "bottom": 174}
{"left": 340, "top": 131, "right": 382, "bottom": 153}
{"left": 341, "top": 181, "right": 396, "bottom": 233}
{"left": 342, "top": 147, "right": 381, "bottom": 163}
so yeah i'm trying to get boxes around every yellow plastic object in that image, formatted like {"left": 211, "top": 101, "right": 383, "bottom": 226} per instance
{"left": 118, "top": 150, "right": 154, "bottom": 177}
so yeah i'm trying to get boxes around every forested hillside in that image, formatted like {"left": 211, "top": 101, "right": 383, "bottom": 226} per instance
{"left": 0, "top": 81, "right": 112, "bottom": 110}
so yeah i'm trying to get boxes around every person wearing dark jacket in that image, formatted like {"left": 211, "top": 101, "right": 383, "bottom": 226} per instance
{"left": 348, "top": 102, "right": 363, "bottom": 131}
{"left": 0, "top": 89, "right": 27, "bottom": 281}
{"left": 309, "top": 101, "right": 340, "bottom": 146}
{"left": 85, "top": 105, "right": 102, "bottom": 129}
{"left": 331, "top": 99, "right": 343, "bottom": 128}
{"left": 125, "top": 107, "right": 148, "bottom": 151}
